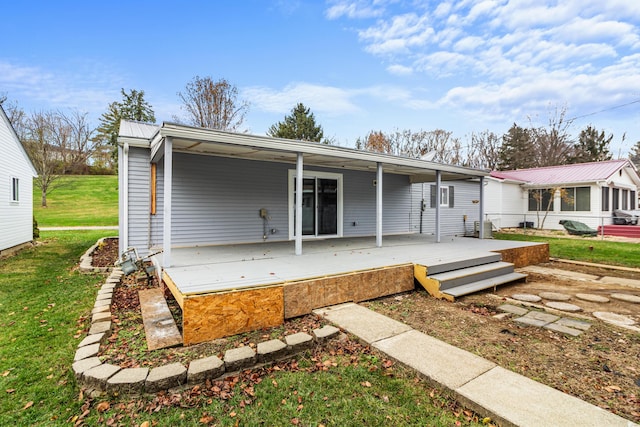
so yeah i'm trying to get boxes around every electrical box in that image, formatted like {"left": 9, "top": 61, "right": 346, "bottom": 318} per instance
{"left": 474, "top": 221, "right": 493, "bottom": 238}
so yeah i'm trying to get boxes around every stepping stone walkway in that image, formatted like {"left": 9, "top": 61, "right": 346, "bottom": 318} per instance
{"left": 575, "top": 293, "right": 610, "bottom": 303}
{"left": 593, "top": 311, "right": 636, "bottom": 327}
{"left": 538, "top": 292, "right": 571, "bottom": 301}
{"left": 497, "top": 304, "right": 591, "bottom": 336}
{"left": 610, "top": 293, "right": 640, "bottom": 304}
{"left": 512, "top": 294, "right": 542, "bottom": 303}
{"left": 544, "top": 301, "right": 582, "bottom": 312}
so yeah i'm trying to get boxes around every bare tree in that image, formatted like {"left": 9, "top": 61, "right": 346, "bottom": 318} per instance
{"left": 465, "top": 130, "right": 502, "bottom": 170}
{"left": 23, "top": 111, "right": 66, "bottom": 207}
{"left": 177, "top": 76, "right": 249, "bottom": 131}
{"left": 528, "top": 105, "right": 575, "bottom": 167}
{"left": 59, "top": 110, "right": 97, "bottom": 174}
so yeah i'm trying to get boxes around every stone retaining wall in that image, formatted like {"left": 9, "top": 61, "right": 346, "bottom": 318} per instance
{"left": 79, "top": 236, "right": 117, "bottom": 274}
{"left": 73, "top": 267, "right": 341, "bottom": 396}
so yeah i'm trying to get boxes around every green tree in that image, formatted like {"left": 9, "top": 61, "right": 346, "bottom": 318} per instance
{"left": 267, "top": 103, "right": 328, "bottom": 143}
{"left": 571, "top": 125, "right": 612, "bottom": 163}
{"left": 497, "top": 123, "right": 533, "bottom": 170}
{"left": 628, "top": 140, "right": 640, "bottom": 169}
{"left": 177, "top": 76, "right": 249, "bottom": 131}
{"left": 94, "top": 89, "right": 155, "bottom": 166}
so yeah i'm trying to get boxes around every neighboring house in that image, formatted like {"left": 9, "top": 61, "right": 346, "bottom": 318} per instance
{"left": 117, "top": 120, "right": 489, "bottom": 265}
{"left": 0, "top": 105, "right": 37, "bottom": 254}
{"left": 486, "top": 160, "right": 640, "bottom": 230}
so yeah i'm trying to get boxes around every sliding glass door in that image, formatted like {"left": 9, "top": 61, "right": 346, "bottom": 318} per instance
{"left": 289, "top": 171, "right": 342, "bottom": 238}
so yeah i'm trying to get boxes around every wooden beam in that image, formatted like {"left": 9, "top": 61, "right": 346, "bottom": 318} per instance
{"left": 162, "top": 270, "right": 184, "bottom": 309}
{"left": 150, "top": 163, "right": 157, "bottom": 215}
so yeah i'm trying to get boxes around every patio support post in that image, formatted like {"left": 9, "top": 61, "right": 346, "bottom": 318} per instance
{"left": 162, "top": 137, "right": 173, "bottom": 267}
{"left": 435, "top": 170, "right": 441, "bottom": 243}
{"left": 479, "top": 176, "right": 485, "bottom": 240}
{"left": 295, "top": 152, "right": 303, "bottom": 255}
{"left": 376, "top": 162, "right": 383, "bottom": 247}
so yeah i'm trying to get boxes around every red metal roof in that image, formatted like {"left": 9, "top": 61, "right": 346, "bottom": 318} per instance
{"left": 490, "top": 160, "right": 633, "bottom": 185}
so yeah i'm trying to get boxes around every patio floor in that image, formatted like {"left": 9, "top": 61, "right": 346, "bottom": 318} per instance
{"left": 162, "top": 234, "right": 544, "bottom": 296}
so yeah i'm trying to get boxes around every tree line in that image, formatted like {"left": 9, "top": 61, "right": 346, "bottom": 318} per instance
{"left": 3, "top": 78, "right": 640, "bottom": 207}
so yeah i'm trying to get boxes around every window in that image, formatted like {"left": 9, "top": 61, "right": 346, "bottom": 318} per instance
{"left": 561, "top": 187, "right": 590, "bottom": 211}
{"left": 11, "top": 177, "right": 19, "bottom": 202}
{"left": 528, "top": 189, "right": 554, "bottom": 211}
{"left": 612, "top": 188, "right": 619, "bottom": 210}
{"left": 430, "top": 185, "right": 454, "bottom": 208}
{"left": 601, "top": 187, "right": 609, "bottom": 211}
{"left": 631, "top": 191, "right": 637, "bottom": 210}
{"left": 622, "top": 189, "right": 628, "bottom": 210}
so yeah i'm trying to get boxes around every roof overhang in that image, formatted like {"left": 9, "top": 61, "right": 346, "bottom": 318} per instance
{"left": 145, "top": 122, "right": 488, "bottom": 182}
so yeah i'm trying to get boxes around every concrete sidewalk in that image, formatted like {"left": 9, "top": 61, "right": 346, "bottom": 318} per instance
{"left": 40, "top": 226, "right": 118, "bottom": 231}
{"left": 313, "top": 303, "right": 637, "bottom": 427}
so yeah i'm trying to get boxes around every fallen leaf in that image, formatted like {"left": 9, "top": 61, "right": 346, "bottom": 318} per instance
{"left": 2, "top": 371, "right": 9, "bottom": 377}
{"left": 140, "top": 422, "right": 150, "bottom": 427}
{"left": 96, "top": 401, "right": 110, "bottom": 412}
{"left": 361, "top": 381, "right": 372, "bottom": 388}
{"left": 229, "top": 411, "right": 237, "bottom": 417}
{"left": 604, "top": 385, "right": 622, "bottom": 393}
{"left": 6, "top": 389, "right": 15, "bottom": 393}
{"left": 23, "top": 401, "right": 34, "bottom": 410}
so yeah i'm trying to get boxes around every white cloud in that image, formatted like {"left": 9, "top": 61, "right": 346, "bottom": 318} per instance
{"left": 325, "top": 0, "right": 384, "bottom": 19}
{"left": 359, "top": 13, "right": 433, "bottom": 55}
{"left": 386, "top": 64, "right": 413, "bottom": 75}
{"left": 243, "top": 82, "right": 360, "bottom": 116}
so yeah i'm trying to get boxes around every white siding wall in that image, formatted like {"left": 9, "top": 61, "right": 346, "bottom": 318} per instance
{"left": 0, "top": 111, "right": 34, "bottom": 251}
{"left": 485, "top": 179, "right": 527, "bottom": 229}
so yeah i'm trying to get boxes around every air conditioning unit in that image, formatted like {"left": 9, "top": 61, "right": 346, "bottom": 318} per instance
{"left": 474, "top": 221, "right": 493, "bottom": 238}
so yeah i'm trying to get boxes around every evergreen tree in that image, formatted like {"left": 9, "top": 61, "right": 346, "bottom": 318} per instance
{"left": 267, "top": 103, "right": 327, "bottom": 143}
{"left": 571, "top": 125, "right": 612, "bottom": 163}
{"left": 630, "top": 140, "right": 640, "bottom": 169}
{"left": 497, "top": 123, "right": 534, "bottom": 170}
{"left": 94, "top": 89, "right": 155, "bottom": 164}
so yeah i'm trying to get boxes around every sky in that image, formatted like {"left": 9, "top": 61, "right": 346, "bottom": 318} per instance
{"left": 1, "top": 0, "right": 639, "bottom": 158}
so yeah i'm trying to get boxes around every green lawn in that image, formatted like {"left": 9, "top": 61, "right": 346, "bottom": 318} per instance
{"left": 494, "top": 232, "right": 640, "bottom": 268}
{"left": 0, "top": 231, "right": 482, "bottom": 426}
{"left": 33, "top": 175, "right": 118, "bottom": 227}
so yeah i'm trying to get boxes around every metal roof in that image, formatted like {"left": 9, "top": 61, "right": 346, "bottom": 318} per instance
{"left": 122, "top": 121, "right": 488, "bottom": 182}
{"left": 119, "top": 120, "right": 160, "bottom": 139}
{"left": 490, "top": 160, "right": 639, "bottom": 186}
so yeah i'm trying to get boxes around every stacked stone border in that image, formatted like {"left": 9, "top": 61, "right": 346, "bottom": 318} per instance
{"left": 79, "top": 236, "right": 117, "bottom": 273}
{"left": 72, "top": 267, "right": 341, "bottom": 396}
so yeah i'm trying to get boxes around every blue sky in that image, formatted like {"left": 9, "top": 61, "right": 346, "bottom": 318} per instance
{"left": 1, "top": 0, "right": 639, "bottom": 157}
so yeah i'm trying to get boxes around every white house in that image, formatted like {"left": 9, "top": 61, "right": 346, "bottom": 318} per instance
{"left": 0, "top": 105, "right": 37, "bottom": 254}
{"left": 485, "top": 160, "right": 640, "bottom": 230}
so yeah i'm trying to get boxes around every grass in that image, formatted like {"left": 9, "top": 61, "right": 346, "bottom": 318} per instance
{"left": 0, "top": 230, "right": 113, "bottom": 426}
{"left": 0, "top": 230, "right": 483, "bottom": 426}
{"left": 33, "top": 175, "right": 118, "bottom": 227}
{"left": 494, "top": 232, "right": 640, "bottom": 268}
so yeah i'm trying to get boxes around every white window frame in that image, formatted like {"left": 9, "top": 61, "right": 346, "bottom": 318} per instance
{"left": 439, "top": 186, "right": 449, "bottom": 207}
{"left": 10, "top": 177, "right": 19, "bottom": 203}
{"left": 288, "top": 169, "right": 343, "bottom": 240}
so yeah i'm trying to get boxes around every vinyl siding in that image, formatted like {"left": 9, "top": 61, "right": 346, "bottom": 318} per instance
{"left": 417, "top": 180, "right": 482, "bottom": 237}
{"left": 126, "top": 147, "right": 151, "bottom": 251}
{"left": 0, "top": 111, "right": 34, "bottom": 251}
{"left": 133, "top": 152, "right": 415, "bottom": 248}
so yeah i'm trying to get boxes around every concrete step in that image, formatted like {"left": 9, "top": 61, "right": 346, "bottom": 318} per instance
{"left": 426, "top": 253, "right": 503, "bottom": 275}
{"left": 442, "top": 272, "right": 528, "bottom": 298}
{"left": 139, "top": 288, "right": 182, "bottom": 350}
{"left": 429, "top": 261, "right": 515, "bottom": 291}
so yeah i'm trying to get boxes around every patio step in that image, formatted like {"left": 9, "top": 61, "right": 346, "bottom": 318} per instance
{"left": 442, "top": 272, "right": 528, "bottom": 299}
{"left": 429, "top": 261, "right": 517, "bottom": 291}
{"left": 425, "top": 253, "right": 503, "bottom": 275}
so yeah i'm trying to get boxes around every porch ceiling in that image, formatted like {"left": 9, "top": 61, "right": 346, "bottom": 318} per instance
{"left": 150, "top": 122, "right": 487, "bottom": 182}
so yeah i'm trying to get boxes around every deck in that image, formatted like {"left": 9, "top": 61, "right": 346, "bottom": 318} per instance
{"left": 160, "top": 235, "right": 548, "bottom": 345}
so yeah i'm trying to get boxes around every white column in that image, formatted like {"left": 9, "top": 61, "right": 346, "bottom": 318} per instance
{"left": 295, "top": 153, "right": 303, "bottom": 255}
{"left": 376, "top": 162, "right": 383, "bottom": 247}
{"left": 162, "top": 137, "right": 173, "bottom": 267}
{"left": 435, "top": 170, "right": 441, "bottom": 243}
{"left": 479, "top": 176, "right": 485, "bottom": 239}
